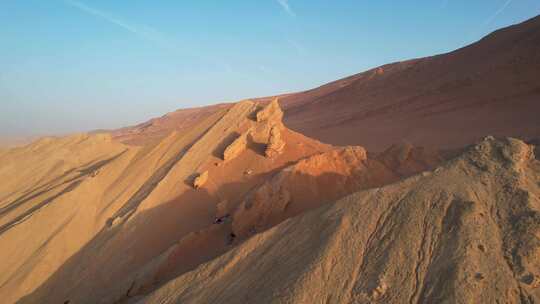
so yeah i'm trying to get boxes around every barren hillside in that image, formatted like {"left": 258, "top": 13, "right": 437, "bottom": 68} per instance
{"left": 1, "top": 100, "right": 442, "bottom": 303}
{"left": 115, "top": 16, "right": 540, "bottom": 151}
{"left": 279, "top": 15, "right": 540, "bottom": 150}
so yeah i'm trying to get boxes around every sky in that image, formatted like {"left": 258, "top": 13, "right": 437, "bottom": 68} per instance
{"left": 1, "top": 0, "right": 539, "bottom": 138}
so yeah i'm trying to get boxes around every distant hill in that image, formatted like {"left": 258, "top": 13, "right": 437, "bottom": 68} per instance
{"left": 115, "top": 15, "right": 540, "bottom": 151}
{"left": 0, "top": 136, "right": 37, "bottom": 148}
{"left": 277, "top": 15, "right": 540, "bottom": 150}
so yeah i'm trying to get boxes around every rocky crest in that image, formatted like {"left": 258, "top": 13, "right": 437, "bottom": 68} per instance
{"left": 256, "top": 98, "right": 283, "bottom": 123}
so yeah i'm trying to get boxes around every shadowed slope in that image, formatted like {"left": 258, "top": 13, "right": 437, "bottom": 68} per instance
{"left": 0, "top": 108, "right": 228, "bottom": 303}
{"left": 141, "top": 137, "right": 540, "bottom": 304}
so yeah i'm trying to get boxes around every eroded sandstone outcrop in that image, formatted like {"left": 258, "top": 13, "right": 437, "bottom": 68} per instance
{"left": 222, "top": 99, "right": 288, "bottom": 161}
{"left": 264, "top": 125, "right": 285, "bottom": 158}
{"left": 256, "top": 98, "right": 283, "bottom": 123}
{"left": 232, "top": 176, "right": 292, "bottom": 237}
{"left": 223, "top": 131, "right": 249, "bottom": 162}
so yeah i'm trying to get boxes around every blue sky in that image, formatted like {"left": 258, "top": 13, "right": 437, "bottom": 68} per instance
{"left": 1, "top": 0, "right": 539, "bottom": 137}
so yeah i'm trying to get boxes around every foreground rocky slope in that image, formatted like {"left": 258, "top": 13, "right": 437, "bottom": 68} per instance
{"left": 142, "top": 137, "right": 540, "bottom": 303}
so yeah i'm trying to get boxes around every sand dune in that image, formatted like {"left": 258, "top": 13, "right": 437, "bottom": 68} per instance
{"left": 112, "top": 104, "right": 232, "bottom": 146}
{"left": 5, "top": 100, "right": 445, "bottom": 304}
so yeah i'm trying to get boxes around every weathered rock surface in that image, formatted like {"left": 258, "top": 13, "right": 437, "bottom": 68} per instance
{"left": 231, "top": 144, "right": 435, "bottom": 239}
{"left": 193, "top": 171, "right": 208, "bottom": 189}
{"left": 223, "top": 131, "right": 249, "bottom": 162}
{"left": 256, "top": 98, "right": 283, "bottom": 123}
{"left": 264, "top": 125, "right": 285, "bottom": 158}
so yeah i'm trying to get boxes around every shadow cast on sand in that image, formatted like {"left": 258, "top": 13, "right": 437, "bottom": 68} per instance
{"left": 16, "top": 169, "right": 356, "bottom": 304}
{"left": 0, "top": 151, "right": 128, "bottom": 236}
{"left": 211, "top": 131, "right": 240, "bottom": 159}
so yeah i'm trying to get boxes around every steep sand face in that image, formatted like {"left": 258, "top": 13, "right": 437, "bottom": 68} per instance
{"left": 0, "top": 107, "right": 228, "bottom": 303}
{"left": 0, "top": 133, "right": 133, "bottom": 303}
{"left": 112, "top": 103, "right": 232, "bottom": 146}
{"left": 141, "top": 137, "right": 540, "bottom": 304}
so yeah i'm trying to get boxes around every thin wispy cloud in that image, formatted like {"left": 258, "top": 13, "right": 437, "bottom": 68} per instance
{"left": 277, "top": 0, "right": 296, "bottom": 17}
{"left": 483, "top": 0, "right": 514, "bottom": 27}
{"left": 63, "top": 0, "right": 237, "bottom": 76}
{"left": 463, "top": 0, "right": 514, "bottom": 47}
{"left": 63, "top": 0, "right": 169, "bottom": 47}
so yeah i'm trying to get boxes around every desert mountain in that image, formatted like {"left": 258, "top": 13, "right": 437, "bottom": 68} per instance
{"left": 279, "top": 16, "right": 540, "bottom": 150}
{"left": 0, "top": 15, "right": 539, "bottom": 304}
{"left": 1, "top": 100, "right": 443, "bottom": 303}
{"left": 113, "top": 15, "right": 540, "bottom": 151}
{"left": 142, "top": 137, "right": 540, "bottom": 304}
